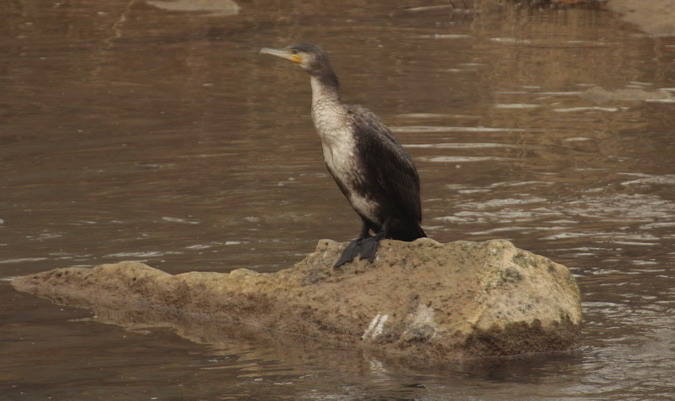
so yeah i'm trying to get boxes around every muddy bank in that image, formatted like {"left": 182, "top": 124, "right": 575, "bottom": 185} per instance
{"left": 12, "top": 239, "right": 582, "bottom": 362}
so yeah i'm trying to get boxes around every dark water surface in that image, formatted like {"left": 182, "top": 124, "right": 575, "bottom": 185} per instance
{"left": 2, "top": 1, "right": 674, "bottom": 400}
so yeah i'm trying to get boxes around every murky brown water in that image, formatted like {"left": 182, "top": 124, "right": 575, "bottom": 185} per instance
{"left": 1, "top": 0, "right": 674, "bottom": 400}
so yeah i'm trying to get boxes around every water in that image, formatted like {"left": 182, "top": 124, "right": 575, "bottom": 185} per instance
{"left": 1, "top": 0, "right": 674, "bottom": 399}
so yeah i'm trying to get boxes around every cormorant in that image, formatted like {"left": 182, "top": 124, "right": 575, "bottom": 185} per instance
{"left": 260, "top": 43, "right": 426, "bottom": 267}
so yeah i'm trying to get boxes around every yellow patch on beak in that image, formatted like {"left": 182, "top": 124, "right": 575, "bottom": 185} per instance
{"left": 260, "top": 47, "right": 303, "bottom": 64}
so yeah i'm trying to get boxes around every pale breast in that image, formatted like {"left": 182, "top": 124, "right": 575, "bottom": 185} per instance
{"left": 312, "top": 100, "right": 379, "bottom": 223}
{"left": 312, "top": 100, "right": 355, "bottom": 177}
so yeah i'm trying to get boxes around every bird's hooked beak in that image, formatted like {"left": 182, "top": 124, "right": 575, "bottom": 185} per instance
{"left": 260, "top": 47, "right": 302, "bottom": 64}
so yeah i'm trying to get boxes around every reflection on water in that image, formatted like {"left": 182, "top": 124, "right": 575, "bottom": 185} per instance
{"left": 1, "top": 0, "right": 674, "bottom": 400}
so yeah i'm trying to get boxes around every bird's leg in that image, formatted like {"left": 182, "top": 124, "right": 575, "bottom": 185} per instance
{"left": 334, "top": 219, "right": 372, "bottom": 268}
{"left": 356, "top": 218, "right": 391, "bottom": 263}
{"left": 356, "top": 219, "right": 372, "bottom": 240}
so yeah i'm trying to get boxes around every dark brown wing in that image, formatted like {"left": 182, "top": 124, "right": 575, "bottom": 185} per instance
{"left": 347, "top": 105, "right": 422, "bottom": 223}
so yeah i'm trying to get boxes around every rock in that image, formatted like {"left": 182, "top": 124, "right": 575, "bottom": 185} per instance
{"left": 606, "top": 0, "right": 675, "bottom": 37}
{"left": 580, "top": 86, "right": 675, "bottom": 104}
{"left": 11, "top": 239, "right": 582, "bottom": 362}
{"left": 146, "top": 0, "right": 240, "bottom": 17}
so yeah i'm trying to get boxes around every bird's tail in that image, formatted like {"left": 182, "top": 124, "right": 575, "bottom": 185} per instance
{"left": 389, "top": 220, "right": 426, "bottom": 241}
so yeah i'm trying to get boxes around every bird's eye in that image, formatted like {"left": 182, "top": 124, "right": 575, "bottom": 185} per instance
{"left": 289, "top": 49, "right": 298, "bottom": 54}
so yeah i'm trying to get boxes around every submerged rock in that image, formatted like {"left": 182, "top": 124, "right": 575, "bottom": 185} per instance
{"left": 580, "top": 86, "right": 675, "bottom": 104}
{"left": 11, "top": 239, "right": 582, "bottom": 362}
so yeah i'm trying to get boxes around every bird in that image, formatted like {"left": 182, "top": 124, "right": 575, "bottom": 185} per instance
{"left": 260, "top": 43, "right": 425, "bottom": 268}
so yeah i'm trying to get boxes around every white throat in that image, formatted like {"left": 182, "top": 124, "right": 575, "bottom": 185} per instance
{"left": 310, "top": 75, "right": 339, "bottom": 105}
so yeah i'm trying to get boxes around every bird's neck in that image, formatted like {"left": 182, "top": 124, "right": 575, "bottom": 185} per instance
{"left": 310, "top": 70, "right": 341, "bottom": 105}
{"left": 309, "top": 70, "right": 348, "bottom": 149}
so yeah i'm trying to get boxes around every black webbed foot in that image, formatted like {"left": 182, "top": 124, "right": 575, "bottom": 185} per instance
{"left": 356, "top": 236, "right": 380, "bottom": 263}
{"left": 333, "top": 236, "right": 384, "bottom": 268}
{"left": 334, "top": 238, "right": 364, "bottom": 268}
{"left": 334, "top": 218, "right": 390, "bottom": 268}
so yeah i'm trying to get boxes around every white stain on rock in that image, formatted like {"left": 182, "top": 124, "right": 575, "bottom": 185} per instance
{"left": 362, "top": 313, "right": 389, "bottom": 340}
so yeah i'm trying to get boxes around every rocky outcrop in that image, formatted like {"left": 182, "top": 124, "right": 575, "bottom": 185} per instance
{"left": 11, "top": 239, "right": 582, "bottom": 362}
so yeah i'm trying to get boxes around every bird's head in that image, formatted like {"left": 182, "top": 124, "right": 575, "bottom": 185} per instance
{"left": 260, "top": 43, "right": 331, "bottom": 75}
